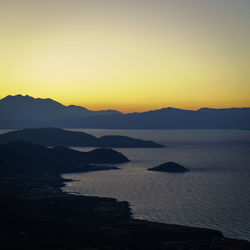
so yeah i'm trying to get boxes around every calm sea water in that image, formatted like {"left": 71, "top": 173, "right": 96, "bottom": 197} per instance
{"left": 1, "top": 129, "right": 249, "bottom": 240}
{"left": 62, "top": 129, "right": 250, "bottom": 241}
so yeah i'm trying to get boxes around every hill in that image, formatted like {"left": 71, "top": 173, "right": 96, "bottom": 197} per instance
{"left": 0, "top": 127, "right": 164, "bottom": 147}
{"left": 0, "top": 140, "right": 129, "bottom": 177}
{"left": 148, "top": 162, "right": 189, "bottom": 172}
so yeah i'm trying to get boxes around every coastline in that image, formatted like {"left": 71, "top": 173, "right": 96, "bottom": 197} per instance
{"left": 1, "top": 170, "right": 250, "bottom": 249}
{"left": 0, "top": 139, "right": 249, "bottom": 249}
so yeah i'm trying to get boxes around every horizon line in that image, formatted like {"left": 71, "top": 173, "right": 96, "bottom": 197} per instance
{"left": 1, "top": 94, "right": 250, "bottom": 114}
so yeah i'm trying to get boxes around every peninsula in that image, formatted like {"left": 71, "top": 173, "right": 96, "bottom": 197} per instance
{"left": 0, "top": 127, "right": 164, "bottom": 148}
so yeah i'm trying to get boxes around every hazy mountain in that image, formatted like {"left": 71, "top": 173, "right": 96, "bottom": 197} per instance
{"left": 0, "top": 95, "right": 250, "bottom": 129}
{"left": 63, "top": 107, "right": 250, "bottom": 129}
{"left": 0, "top": 95, "right": 121, "bottom": 128}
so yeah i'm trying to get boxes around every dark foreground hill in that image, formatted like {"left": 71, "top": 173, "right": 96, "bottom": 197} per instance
{"left": 0, "top": 141, "right": 128, "bottom": 178}
{"left": 0, "top": 127, "right": 164, "bottom": 147}
{"left": 0, "top": 140, "right": 128, "bottom": 194}
{"left": 0, "top": 141, "right": 249, "bottom": 249}
{"left": 2, "top": 194, "right": 249, "bottom": 250}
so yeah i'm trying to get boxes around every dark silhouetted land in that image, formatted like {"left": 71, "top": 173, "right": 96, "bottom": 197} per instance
{"left": 148, "top": 162, "right": 189, "bottom": 172}
{"left": 1, "top": 95, "right": 250, "bottom": 129}
{"left": 0, "top": 141, "right": 249, "bottom": 249}
{"left": 0, "top": 94, "right": 121, "bottom": 128}
{"left": 0, "top": 141, "right": 128, "bottom": 178}
{"left": 0, "top": 127, "right": 164, "bottom": 147}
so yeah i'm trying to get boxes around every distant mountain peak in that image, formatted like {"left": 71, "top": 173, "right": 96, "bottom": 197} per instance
{"left": 1, "top": 94, "right": 33, "bottom": 103}
{"left": 197, "top": 107, "right": 213, "bottom": 111}
{"left": 163, "top": 107, "right": 183, "bottom": 111}
{"left": 0, "top": 94, "right": 122, "bottom": 128}
{"left": 2, "top": 94, "right": 24, "bottom": 99}
{"left": 146, "top": 107, "right": 189, "bottom": 113}
{"left": 1, "top": 94, "right": 67, "bottom": 108}
{"left": 66, "top": 104, "right": 89, "bottom": 111}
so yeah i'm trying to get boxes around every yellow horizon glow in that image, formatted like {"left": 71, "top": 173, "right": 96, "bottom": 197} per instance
{"left": 0, "top": 0, "right": 250, "bottom": 113}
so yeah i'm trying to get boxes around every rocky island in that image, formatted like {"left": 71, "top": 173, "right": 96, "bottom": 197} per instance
{"left": 148, "top": 161, "right": 189, "bottom": 172}
{"left": 0, "top": 127, "right": 164, "bottom": 148}
{"left": 0, "top": 141, "right": 249, "bottom": 249}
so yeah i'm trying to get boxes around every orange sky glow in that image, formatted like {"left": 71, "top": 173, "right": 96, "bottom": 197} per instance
{"left": 0, "top": 0, "right": 249, "bottom": 112}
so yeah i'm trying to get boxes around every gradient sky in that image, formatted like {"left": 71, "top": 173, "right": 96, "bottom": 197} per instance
{"left": 0, "top": 0, "right": 249, "bottom": 112}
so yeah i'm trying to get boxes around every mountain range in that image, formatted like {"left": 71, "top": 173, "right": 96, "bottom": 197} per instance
{"left": 0, "top": 94, "right": 250, "bottom": 129}
{"left": 0, "top": 95, "right": 121, "bottom": 128}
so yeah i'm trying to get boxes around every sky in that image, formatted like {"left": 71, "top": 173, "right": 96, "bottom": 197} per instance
{"left": 0, "top": 0, "right": 250, "bottom": 112}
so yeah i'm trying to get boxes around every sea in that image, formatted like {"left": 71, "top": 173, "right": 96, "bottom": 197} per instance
{"left": 1, "top": 129, "right": 249, "bottom": 241}
{"left": 62, "top": 129, "right": 250, "bottom": 241}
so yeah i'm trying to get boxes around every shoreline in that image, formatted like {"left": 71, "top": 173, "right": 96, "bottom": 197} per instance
{"left": 0, "top": 139, "right": 249, "bottom": 249}
{"left": 1, "top": 171, "right": 250, "bottom": 249}
{"left": 61, "top": 174, "right": 250, "bottom": 241}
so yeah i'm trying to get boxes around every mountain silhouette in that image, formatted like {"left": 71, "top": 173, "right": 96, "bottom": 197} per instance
{"left": 0, "top": 95, "right": 250, "bottom": 129}
{"left": 0, "top": 95, "right": 121, "bottom": 128}
{"left": 72, "top": 107, "right": 250, "bottom": 129}
{"left": 60, "top": 107, "right": 250, "bottom": 129}
{"left": 0, "top": 128, "right": 164, "bottom": 148}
